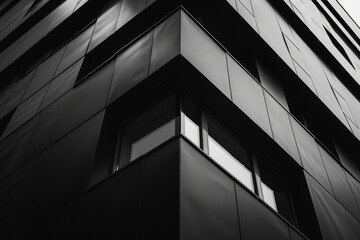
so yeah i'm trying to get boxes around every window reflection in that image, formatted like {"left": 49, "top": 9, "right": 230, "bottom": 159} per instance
{"left": 208, "top": 135, "right": 254, "bottom": 192}
{"left": 130, "top": 119, "right": 175, "bottom": 161}
{"left": 261, "top": 182, "right": 277, "bottom": 211}
{"left": 116, "top": 96, "right": 176, "bottom": 170}
{"left": 182, "top": 112, "right": 200, "bottom": 147}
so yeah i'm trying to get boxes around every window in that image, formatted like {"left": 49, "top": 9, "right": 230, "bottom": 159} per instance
{"left": 208, "top": 135, "right": 254, "bottom": 192}
{"left": 114, "top": 96, "right": 177, "bottom": 170}
{"left": 256, "top": 160, "right": 296, "bottom": 223}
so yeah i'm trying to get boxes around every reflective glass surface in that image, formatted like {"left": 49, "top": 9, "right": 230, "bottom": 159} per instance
{"left": 208, "top": 135, "right": 254, "bottom": 192}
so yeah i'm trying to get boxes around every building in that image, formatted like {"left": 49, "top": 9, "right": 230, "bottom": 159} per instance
{"left": 0, "top": 0, "right": 360, "bottom": 239}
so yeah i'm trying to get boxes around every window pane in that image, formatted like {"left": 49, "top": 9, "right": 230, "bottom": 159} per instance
{"left": 130, "top": 119, "right": 175, "bottom": 161}
{"left": 261, "top": 182, "right": 278, "bottom": 211}
{"left": 208, "top": 136, "right": 254, "bottom": 192}
{"left": 182, "top": 113, "right": 200, "bottom": 147}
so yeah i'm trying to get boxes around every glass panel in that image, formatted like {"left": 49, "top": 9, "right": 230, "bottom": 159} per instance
{"left": 182, "top": 113, "right": 200, "bottom": 147}
{"left": 261, "top": 182, "right": 278, "bottom": 211}
{"left": 208, "top": 136, "right": 254, "bottom": 192}
{"left": 130, "top": 119, "right": 175, "bottom": 161}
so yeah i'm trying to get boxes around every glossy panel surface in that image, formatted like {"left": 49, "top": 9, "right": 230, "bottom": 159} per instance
{"left": 180, "top": 139, "right": 240, "bottom": 240}
{"left": 290, "top": 118, "right": 333, "bottom": 194}
{"left": 149, "top": 10, "right": 180, "bottom": 74}
{"left": 55, "top": 24, "right": 94, "bottom": 76}
{"left": 23, "top": 48, "right": 65, "bottom": 100}
{"left": 227, "top": 55, "right": 272, "bottom": 136}
{"left": 236, "top": 183, "right": 291, "bottom": 240}
{"left": 264, "top": 92, "right": 301, "bottom": 165}
{"left": 108, "top": 32, "right": 152, "bottom": 103}
{"left": 181, "top": 12, "right": 231, "bottom": 99}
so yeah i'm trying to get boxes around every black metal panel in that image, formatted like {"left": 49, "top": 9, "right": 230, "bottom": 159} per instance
{"left": 55, "top": 24, "right": 94, "bottom": 76}
{"left": 23, "top": 47, "right": 65, "bottom": 101}
{"left": 180, "top": 138, "right": 240, "bottom": 240}
{"left": 88, "top": 2, "right": 121, "bottom": 52}
{"left": 29, "top": 197, "right": 82, "bottom": 240}
{"left": 149, "top": 10, "right": 180, "bottom": 74}
{"left": 306, "top": 173, "right": 360, "bottom": 240}
{"left": 26, "top": 60, "right": 114, "bottom": 158}
{"left": 236, "top": 183, "right": 292, "bottom": 240}
{"left": 0, "top": 115, "right": 38, "bottom": 181}
{"left": 40, "top": 57, "right": 83, "bottom": 111}
{"left": 15, "top": 112, "right": 103, "bottom": 220}
{"left": 138, "top": 138, "right": 180, "bottom": 239}
{"left": 2, "top": 69, "right": 36, "bottom": 116}
{"left": 0, "top": 164, "right": 32, "bottom": 239}
{"left": 78, "top": 158, "right": 143, "bottom": 240}
{"left": 108, "top": 32, "right": 152, "bottom": 104}
{"left": 117, "top": 0, "right": 147, "bottom": 29}
{"left": 4, "top": 112, "right": 103, "bottom": 239}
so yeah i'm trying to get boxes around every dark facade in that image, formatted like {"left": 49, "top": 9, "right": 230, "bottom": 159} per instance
{"left": 0, "top": 0, "right": 360, "bottom": 239}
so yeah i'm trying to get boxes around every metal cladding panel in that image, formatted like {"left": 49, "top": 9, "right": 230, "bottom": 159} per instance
{"left": 40, "top": 57, "right": 83, "bottom": 111}
{"left": 116, "top": 0, "right": 147, "bottom": 29}
{"left": 0, "top": 164, "right": 32, "bottom": 238}
{"left": 235, "top": 183, "right": 291, "bottom": 240}
{"left": 319, "top": 146, "right": 360, "bottom": 221}
{"left": 4, "top": 111, "right": 103, "bottom": 239}
{"left": 108, "top": 32, "right": 152, "bottom": 104}
{"left": 264, "top": 92, "right": 301, "bottom": 165}
{"left": 26, "top": 59, "right": 114, "bottom": 158}
{"left": 306, "top": 173, "right": 360, "bottom": 240}
{"left": 149, "top": 10, "right": 180, "bottom": 74}
{"left": 30, "top": 197, "right": 81, "bottom": 239}
{"left": 227, "top": 55, "right": 272, "bottom": 136}
{"left": 78, "top": 160, "right": 143, "bottom": 240}
{"left": 23, "top": 47, "right": 65, "bottom": 101}
{"left": 2, "top": 86, "right": 46, "bottom": 139}
{"left": 180, "top": 139, "right": 240, "bottom": 240}
{"left": 346, "top": 173, "right": 360, "bottom": 215}
{"left": 251, "top": 0, "right": 295, "bottom": 71}
{"left": 15, "top": 112, "right": 103, "bottom": 220}
{"left": 88, "top": 2, "right": 121, "bottom": 52}
{"left": 289, "top": 227, "right": 307, "bottom": 240}
{"left": 45, "top": 0, "right": 78, "bottom": 35}
{"left": 55, "top": 24, "right": 94, "bottom": 76}
{"left": 138, "top": 139, "right": 180, "bottom": 239}
{"left": 181, "top": 11, "right": 231, "bottom": 99}
{"left": 2, "top": 69, "right": 36, "bottom": 117}
{"left": 0, "top": 116, "right": 38, "bottom": 181}
{"left": 290, "top": 117, "right": 333, "bottom": 195}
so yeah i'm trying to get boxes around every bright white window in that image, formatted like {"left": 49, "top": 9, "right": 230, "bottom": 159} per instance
{"left": 182, "top": 112, "right": 200, "bottom": 147}
{"left": 261, "top": 182, "right": 278, "bottom": 211}
{"left": 208, "top": 135, "right": 254, "bottom": 192}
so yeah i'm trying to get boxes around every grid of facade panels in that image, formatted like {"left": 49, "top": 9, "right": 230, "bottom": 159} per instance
{"left": 0, "top": 0, "right": 360, "bottom": 240}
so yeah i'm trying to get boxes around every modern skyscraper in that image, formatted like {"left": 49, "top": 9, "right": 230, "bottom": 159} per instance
{"left": 0, "top": 0, "right": 360, "bottom": 239}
